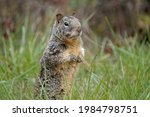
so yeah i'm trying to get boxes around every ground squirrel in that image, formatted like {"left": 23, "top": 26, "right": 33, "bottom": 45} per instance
{"left": 34, "top": 13, "right": 84, "bottom": 99}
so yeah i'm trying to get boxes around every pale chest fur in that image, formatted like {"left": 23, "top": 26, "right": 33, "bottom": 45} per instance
{"left": 58, "top": 39, "right": 84, "bottom": 89}
{"left": 59, "top": 44, "right": 84, "bottom": 76}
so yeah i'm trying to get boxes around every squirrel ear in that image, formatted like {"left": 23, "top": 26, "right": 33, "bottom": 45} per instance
{"left": 56, "top": 13, "right": 63, "bottom": 23}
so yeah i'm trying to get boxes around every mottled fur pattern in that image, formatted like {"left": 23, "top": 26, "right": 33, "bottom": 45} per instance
{"left": 34, "top": 14, "right": 84, "bottom": 99}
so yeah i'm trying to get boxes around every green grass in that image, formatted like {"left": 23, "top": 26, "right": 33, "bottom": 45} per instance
{"left": 0, "top": 17, "right": 150, "bottom": 100}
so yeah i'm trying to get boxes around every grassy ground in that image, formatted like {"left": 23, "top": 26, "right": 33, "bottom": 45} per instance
{"left": 0, "top": 16, "right": 150, "bottom": 100}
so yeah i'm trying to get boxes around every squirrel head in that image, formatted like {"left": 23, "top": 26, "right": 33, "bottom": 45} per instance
{"left": 52, "top": 13, "right": 82, "bottom": 40}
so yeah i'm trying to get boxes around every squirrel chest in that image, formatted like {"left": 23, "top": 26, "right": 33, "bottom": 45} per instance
{"left": 58, "top": 39, "right": 82, "bottom": 76}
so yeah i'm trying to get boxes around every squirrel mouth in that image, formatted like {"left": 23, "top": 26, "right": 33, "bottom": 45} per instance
{"left": 65, "top": 31, "right": 81, "bottom": 39}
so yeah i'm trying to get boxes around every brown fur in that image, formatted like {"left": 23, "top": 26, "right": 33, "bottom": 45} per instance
{"left": 34, "top": 14, "right": 84, "bottom": 99}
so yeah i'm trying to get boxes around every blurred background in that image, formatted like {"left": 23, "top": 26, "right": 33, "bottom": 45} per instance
{"left": 0, "top": 0, "right": 149, "bottom": 45}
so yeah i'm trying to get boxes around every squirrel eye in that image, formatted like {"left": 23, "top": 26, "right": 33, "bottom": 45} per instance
{"left": 64, "top": 22, "right": 69, "bottom": 26}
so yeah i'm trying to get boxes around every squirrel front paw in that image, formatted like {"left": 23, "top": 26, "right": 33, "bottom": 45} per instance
{"left": 70, "top": 54, "right": 83, "bottom": 63}
{"left": 69, "top": 54, "right": 78, "bottom": 62}
{"left": 63, "top": 54, "right": 83, "bottom": 63}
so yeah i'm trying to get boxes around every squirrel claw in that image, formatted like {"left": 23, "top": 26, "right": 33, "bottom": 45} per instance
{"left": 70, "top": 55, "right": 83, "bottom": 63}
{"left": 76, "top": 56, "right": 82, "bottom": 63}
{"left": 70, "top": 54, "right": 77, "bottom": 62}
